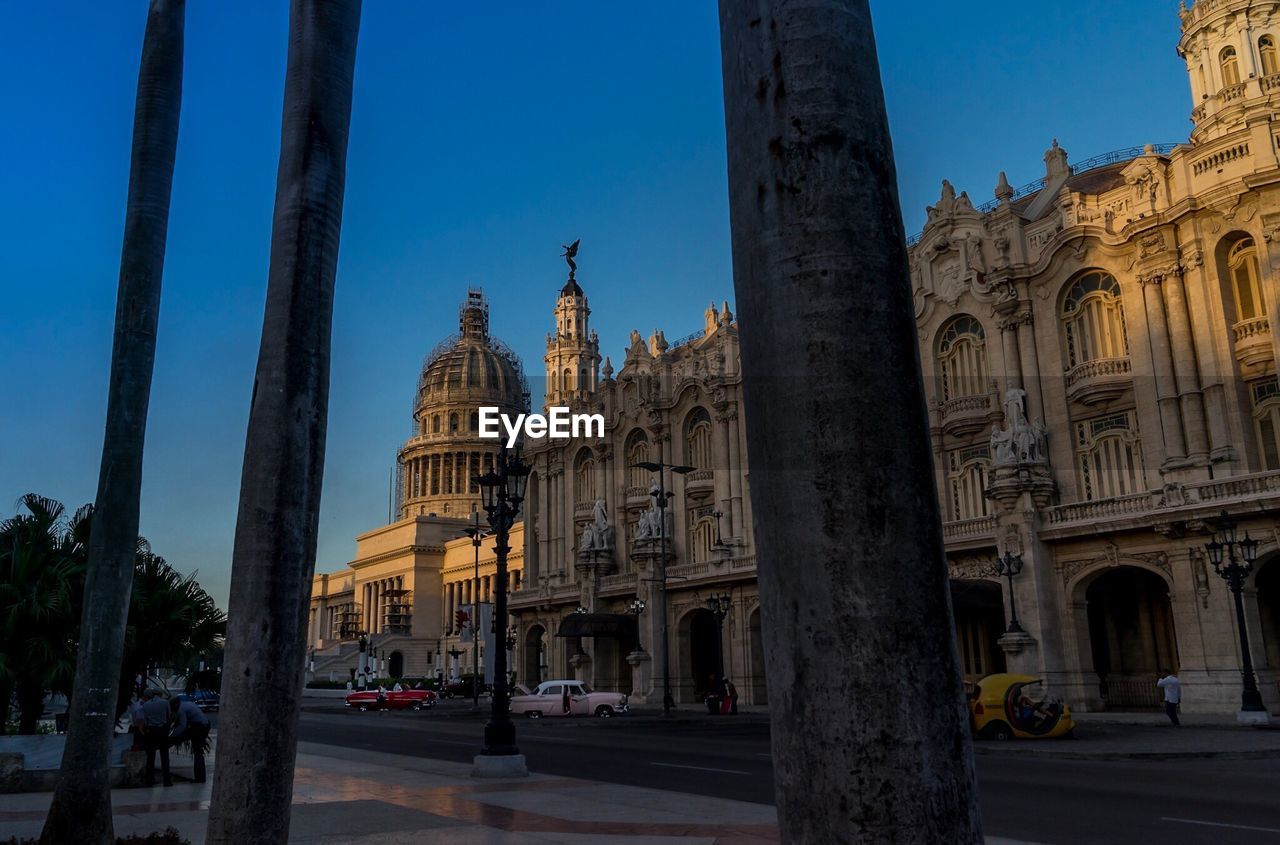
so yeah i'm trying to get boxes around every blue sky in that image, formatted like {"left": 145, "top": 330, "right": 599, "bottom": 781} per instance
{"left": 0, "top": 2, "right": 1191, "bottom": 606}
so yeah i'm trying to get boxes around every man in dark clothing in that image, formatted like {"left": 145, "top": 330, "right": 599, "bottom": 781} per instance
{"left": 170, "top": 696, "right": 211, "bottom": 783}
{"left": 140, "top": 689, "right": 172, "bottom": 787}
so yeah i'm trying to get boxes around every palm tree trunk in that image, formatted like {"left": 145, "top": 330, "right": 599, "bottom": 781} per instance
{"left": 717, "top": 2, "right": 982, "bottom": 841}
{"left": 204, "top": 2, "right": 361, "bottom": 842}
{"left": 41, "top": 3, "right": 184, "bottom": 842}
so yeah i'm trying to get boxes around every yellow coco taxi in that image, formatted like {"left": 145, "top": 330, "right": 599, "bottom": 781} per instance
{"left": 967, "top": 673, "right": 1075, "bottom": 741}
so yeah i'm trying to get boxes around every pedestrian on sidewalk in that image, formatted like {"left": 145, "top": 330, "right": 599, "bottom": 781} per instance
{"left": 1157, "top": 669, "right": 1181, "bottom": 727}
{"left": 170, "top": 696, "right": 211, "bottom": 783}
{"left": 129, "top": 695, "right": 146, "bottom": 751}
{"left": 725, "top": 678, "right": 739, "bottom": 715}
{"left": 140, "top": 689, "right": 173, "bottom": 786}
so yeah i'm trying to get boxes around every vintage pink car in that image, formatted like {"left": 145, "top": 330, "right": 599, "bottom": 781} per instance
{"left": 508, "top": 680, "right": 628, "bottom": 718}
{"left": 345, "top": 688, "right": 437, "bottom": 712}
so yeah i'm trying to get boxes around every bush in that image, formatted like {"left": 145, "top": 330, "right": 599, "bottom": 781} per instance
{"left": 1, "top": 828, "right": 190, "bottom": 845}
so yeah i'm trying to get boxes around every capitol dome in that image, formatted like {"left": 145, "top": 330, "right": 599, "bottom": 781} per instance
{"left": 397, "top": 289, "right": 528, "bottom": 520}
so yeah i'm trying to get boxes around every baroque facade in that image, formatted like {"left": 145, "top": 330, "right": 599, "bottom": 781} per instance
{"left": 507, "top": 264, "right": 759, "bottom": 705}
{"left": 912, "top": 0, "right": 1280, "bottom": 713}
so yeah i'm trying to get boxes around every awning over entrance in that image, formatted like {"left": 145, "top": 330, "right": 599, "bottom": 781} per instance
{"left": 555, "top": 613, "right": 637, "bottom": 640}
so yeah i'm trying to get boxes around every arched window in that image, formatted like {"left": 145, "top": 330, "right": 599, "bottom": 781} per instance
{"left": 1262, "top": 36, "right": 1280, "bottom": 76}
{"left": 432, "top": 415, "right": 441, "bottom": 434}
{"left": 1075, "top": 412, "right": 1145, "bottom": 501}
{"left": 688, "top": 508, "right": 717, "bottom": 563}
{"left": 470, "top": 411, "right": 479, "bottom": 432}
{"left": 1061, "top": 271, "right": 1129, "bottom": 368}
{"left": 685, "top": 407, "right": 713, "bottom": 468}
{"left": 1228, "top": 238, "right": 1266, "bottom": 321}
{"left": 1251, "top": 380, "right": 1280, "bottom": 470}
{"left": 626, "top": 430, "right": 650, "bottom": 489}
{"left": 580, "top": 368, "right": 588, "bottom": 392}
{"left": 937, "top": 315, "right": 987, "bottom": 401}
{"left": 563, "top": 368, "right": 573, "bottom": 392}
{"left": 1221, "top": 46, "right": 1241, "bottom": 87}
{"left": 449, "top": 413, "right": 459, "bottom": 433}
{"left": 574, "top": 448, "right": 595, "bottom": 503}
{"left": 946, "top": 446, "right": 990, "bottom": 521}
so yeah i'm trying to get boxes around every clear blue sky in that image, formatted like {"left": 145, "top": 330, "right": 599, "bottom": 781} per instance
{"left": 0, "top": 2, "right": 1190, "bottom": 606}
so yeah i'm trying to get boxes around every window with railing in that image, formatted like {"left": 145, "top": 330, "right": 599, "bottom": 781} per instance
{"left": 1062, "top": 271, "right": 1129, "bottom": 368}
{"left": 1221, "top": 46, "right": 1241, "bottom": 87}
{"left": 1075, "top": 411, "right": 1145, "bottom": 500}
{"left": 947, "top": 445, "right": 991, "bottom": 521}
{"left": 1228, "top": 238, "right": 1266, "bottom": 320}
{"left": 626, "top": 430, "right": 649, "bottom": 489}
{"left": 685, "top": 407, "right": 713, "bottom": 468}
{"left": 575, "top": 449, "right": 595, "bottom": 502}
{"left": 1262, "top": 36, "right": 1279, "bottom": 77}
{"left": 1252, "top": 379, "right": 1280, "bottom": 470}
{"left": 937, "top": 315, "right": 987, "bottom": 401}
{"left": 687, "top": 505, "right": 718, "bottom": 563}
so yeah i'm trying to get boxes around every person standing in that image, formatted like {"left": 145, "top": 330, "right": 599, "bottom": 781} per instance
{"left": 1157, "top": 669, "right": 1181, "bottom": 727}
{"left": 725, "top": 678, "right": 739, "bottom": 715}
{"left": 140, "top": 689, "right": 172, "bottom": 786}
{"left": 170, "top": 696, "right": 211, "bottom": 783}
{"left": 129, "top": 695, "right": 146, "bottom": 751}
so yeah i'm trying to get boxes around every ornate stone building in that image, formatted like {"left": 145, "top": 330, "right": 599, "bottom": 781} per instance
{"left": 911, "top": 0, "right": 1280, "bottom": 714}
{"left": 507, "top": 265, "right": 761, "bottom": 706}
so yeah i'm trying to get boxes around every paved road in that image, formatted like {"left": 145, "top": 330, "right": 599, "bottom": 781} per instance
{"left": 294, "top": 702, "right": 1280, "bottom": 844}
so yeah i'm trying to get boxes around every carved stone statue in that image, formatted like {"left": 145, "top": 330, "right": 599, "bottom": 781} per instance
{"left": 580, "top": 498, "right": 615, "bottom": 552}
{"left": 634, "top": 484, "right": 672, "bottom": 541}
{"left": 992, "top": 387, "right": 1048, "bottom": 467}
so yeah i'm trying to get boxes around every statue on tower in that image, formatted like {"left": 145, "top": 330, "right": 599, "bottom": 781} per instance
{"left": 561, "top": 239, "right": 580, "bottom": 280}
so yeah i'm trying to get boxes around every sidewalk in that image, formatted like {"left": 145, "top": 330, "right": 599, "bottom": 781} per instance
{"left": 975, "top": 713, "right": 1280, "bottom": 759}
{"left": 0, "top": 739, "right": 1033, "bottom": 844}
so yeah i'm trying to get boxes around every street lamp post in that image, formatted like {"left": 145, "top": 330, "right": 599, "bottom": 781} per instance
{"left": 464, "top": 512, "right": 486, "bottom": 712}
{"left": 357, "top": 633, "right": 369, "bottom": 689}
{"left": 628, "top": 597, "right": 646, "bottom": 653}
{"left": 704, "top": 593, "right": 731, "bottom": 683}
{"left": 995, "top": 552, "right": 1025, "bottom": 633}
{"left": 1205, "top": 510, "right": 1269, "bottom": 721}
{"left": 472, "top": 443, "right": 531, "bottom": 775}
{"left": 633, "top": 457, "right": 696, "bottom": 717}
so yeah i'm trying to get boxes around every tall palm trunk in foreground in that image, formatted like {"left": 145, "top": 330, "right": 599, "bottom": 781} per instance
{"left": 205, "top": 2, "right": 361, "bottom": 842}
{"left": 41, "top": 3, "right": 185, "bottom": 842}
{"left": 717, "top": 1, "right": 982, "bottom": 841}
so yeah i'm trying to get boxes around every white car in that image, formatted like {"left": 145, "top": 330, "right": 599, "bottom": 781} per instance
{"left": 509, "top": 680, "right": 628, "bottom": 718}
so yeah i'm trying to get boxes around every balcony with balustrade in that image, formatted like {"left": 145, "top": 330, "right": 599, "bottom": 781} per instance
{"left": 939, "top": 393, "right": 994, "bottom": 437}
{"left": 1233, "top": 315, "right": 1273, "bottom": 376}
{"left": 1065, "top": 356, "right": 1132, "bottom": 405}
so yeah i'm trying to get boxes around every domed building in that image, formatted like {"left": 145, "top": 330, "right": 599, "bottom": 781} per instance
{"left": 397, "top": 289, "right": 528, "bottom": 519}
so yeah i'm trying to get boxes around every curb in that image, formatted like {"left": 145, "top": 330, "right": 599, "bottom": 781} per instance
{"left": 972, "top": 745, "right": 1280, "bottom": 761}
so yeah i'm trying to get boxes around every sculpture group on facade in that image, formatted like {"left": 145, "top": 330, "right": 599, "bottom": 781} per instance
{"left": 634, "top": 482, "right": 674, "bottom": 541}
{"left": 990, "top": 388, "right": 1049, "bottom": 466}
{"left": 579, "top": 498, "right": 615, "bottom": 552}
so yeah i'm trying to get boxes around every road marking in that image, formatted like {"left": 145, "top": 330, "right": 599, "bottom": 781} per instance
{"left": 650, "top": 762, "right": 751, "bottom": 775}
{"left": 1161, "top": 817, "right": 1280, "bottom": 834}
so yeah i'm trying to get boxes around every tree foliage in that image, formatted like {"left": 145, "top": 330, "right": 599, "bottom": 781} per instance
{"left": 0, "top": 495, "right": 223, "bottom": 733}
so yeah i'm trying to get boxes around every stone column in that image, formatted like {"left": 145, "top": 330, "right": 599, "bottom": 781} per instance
{"left": 727, "top": 410, "right": 744, "bottom": 539}
{"left": 1141, "top": 273, "right": 1189, "bottom": 463}
{"left": 998, "top": 315, "right": 1023, "bottom": 393}
{"left": 714, "top": 409, "right": 734, "bottom": 539}
{"left": 1161, "top": 267, "right": 1210, "bottom": 461}
{"left": 1012, "top": 309, "right": 1045, "bottom": 424}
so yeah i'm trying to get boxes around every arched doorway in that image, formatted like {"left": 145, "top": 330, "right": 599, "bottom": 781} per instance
{"left": 950, "top": 580, "right": 1007, "bottom": 682}
{"left": 748, "top": 606, "right": 767, "bottom": 705}
{"left": 524, "top": 625, "right": 546, "bottom": 687}
{"left": 1256, "top": 558, "right": 1280, "bottom": 671}
{"left": 680, "top": 608, "right": 721, "bottom": 703}
{"left": 388, "top": 651, "right": 404, "bottom": 679}
{"left": 1085, "top": 567, "right": 1177, "bottom": 710}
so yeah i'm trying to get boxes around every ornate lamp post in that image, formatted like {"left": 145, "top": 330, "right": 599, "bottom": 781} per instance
{"left": 628, "top": 597, "right": 646, "bottom": 653}
{"left": 472, "top": 444, "right": 531, "bottom": 775}
{"left": 704, "top": 592, "right": 731, "bottom": 682}
{"left": 463, "top": 512, "right": 487, "bottom": 711}
{"left": 357, "top": 633, "right": 369, "bottom": 689}
{"left": 995, "top": 552, "right": 1024, "bottom": 633}
{"left": 634, "top": 458, "right": 695, "bottom": 717}
{"left": 1205, "top": 510, "right": 1268, "bottom": 721}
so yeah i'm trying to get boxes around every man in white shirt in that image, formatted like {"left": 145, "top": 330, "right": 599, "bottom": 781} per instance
{"left": 1157, "top": 669, "right": 1181, "bottom": 727}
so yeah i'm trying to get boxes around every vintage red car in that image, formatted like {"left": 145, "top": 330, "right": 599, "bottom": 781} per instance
{"left": 344, "top": 688, "right": 437, "bottom": 712}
